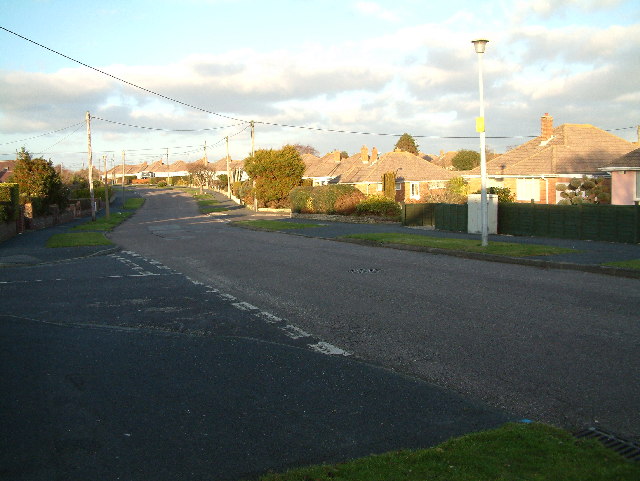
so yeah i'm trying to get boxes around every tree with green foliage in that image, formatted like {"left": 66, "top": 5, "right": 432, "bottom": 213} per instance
{"left": 474, "top": 186, "right": 515, "bottom": 203}
{"left": 394, "top": 133, "right": 419, "bottom": 155}
{"left": 10, "top": 147, "right": 69, "bottom": 215}
{"left": 556, "top": 176, "right": 610, "bottom": 205}
{"left": 421, "top": 176, "right": 469, "bottom": 204}
{"left": 451, "top": 149, "right": 480, "bottom": 170}
{"left": 244, "top": 144, "right": 305, "bottom": 208}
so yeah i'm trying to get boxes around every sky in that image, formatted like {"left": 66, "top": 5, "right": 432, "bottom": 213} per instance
{"left": 1, "top": 0, "right": 639, "bottom": 171}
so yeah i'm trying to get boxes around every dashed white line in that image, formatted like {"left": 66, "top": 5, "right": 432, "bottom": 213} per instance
{"left": 280, "top": 325, "right": 311, "bottom": 339}
{"left": 308, "top": 342, "right": 352, "bottom": 356}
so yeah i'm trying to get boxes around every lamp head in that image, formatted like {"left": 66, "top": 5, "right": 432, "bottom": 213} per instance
{"left": 472, "top": 39, "right": 489, "bottom": 54}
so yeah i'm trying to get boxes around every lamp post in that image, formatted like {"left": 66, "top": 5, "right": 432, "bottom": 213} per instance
{"left": 472, "top": 39, "right": 489, "bottom": 247}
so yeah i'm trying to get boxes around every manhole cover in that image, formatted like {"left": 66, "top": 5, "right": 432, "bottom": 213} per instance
{"left": 349, "top": 268, "right": 380, "bottom": 274}
{"left": 574, "top": 427, "right": 640, "bottom": 461}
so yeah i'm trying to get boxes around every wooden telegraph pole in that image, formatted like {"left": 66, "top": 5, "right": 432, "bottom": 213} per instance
{"left": 86, "top": 111, "right": 96, "bottom": 221}
{"left": 251, "top": 121, "right": 257, "bottom": 212}
{"left": 103, "top": 154, "right": 110, "bottom": 219}
{"left": 226, "top": 136, "right": 231, "bottom": 199}
{"left": 121, "top": 150, "right": 126, "bottom": 207}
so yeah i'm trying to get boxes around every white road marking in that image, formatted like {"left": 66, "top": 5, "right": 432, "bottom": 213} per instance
{"left": 308, "top": 342, "right": 352, "bottom": 356}
{"left": 256, "top": 311, "right": 282, "bottom": 324}
{"left": 280, "top": 325, "right": 311, "bottom": 339}
{"left": 232, "top": 301, "right": 259, "bottom": 311}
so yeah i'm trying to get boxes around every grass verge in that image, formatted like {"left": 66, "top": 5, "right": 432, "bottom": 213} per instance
{"left": 602, "top": 259, "right": 640, "bottom": 270}
{"left": 231, "top": 220, "right": 322, "bottom": 230}
{"left": 46, "top": 232, "right": 113, "bottom": 248}
{"left": 72, "top": 212, "right": 133, "bottom": 232}
{"left": 255, "top": 423, "right": 639, "bottom": 481}
{"left": 123, "top": 197, "right": 145, "bottom": 210}
{"left": 343, "top": 233, "right": 576, "bottom": 257}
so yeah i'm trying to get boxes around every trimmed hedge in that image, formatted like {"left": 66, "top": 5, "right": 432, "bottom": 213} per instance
{"left": 0, "top": 183, "right": 19, "bottom": 222}
{"left": 289, "top": 185, "right": 363, "bottom": 214}
{"left": 355, "top": 196, "right": 402, "bottom": 218}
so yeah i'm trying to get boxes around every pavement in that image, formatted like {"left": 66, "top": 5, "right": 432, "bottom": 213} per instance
{"left": 2, "top": 188, "right": 639, "bottom": 277}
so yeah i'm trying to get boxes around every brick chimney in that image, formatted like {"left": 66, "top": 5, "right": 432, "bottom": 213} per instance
{"left": 541, "top": 113, "right": 554, "bottom": 139}
{"left": 371, "top": 147, "right": 378, "bottom": 163}
{"left": 360, "top": 145, "right": 369, "bottom": 164}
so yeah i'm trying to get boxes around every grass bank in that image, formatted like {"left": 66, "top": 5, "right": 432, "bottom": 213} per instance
{"left": 254, "top": 423, "right": 639, "bottom": 481}
{"left": 343, "top": 233, "right": 576, "bottom": 257}
{"left": 47, "top": 196, "right": 145, "bottom": 247}
{"left": 603, "top": 259, "right": 640, "bottom": 270}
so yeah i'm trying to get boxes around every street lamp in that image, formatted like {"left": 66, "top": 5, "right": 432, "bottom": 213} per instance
{"left": 472, "top": 39, "right": 489, "bottom": 246}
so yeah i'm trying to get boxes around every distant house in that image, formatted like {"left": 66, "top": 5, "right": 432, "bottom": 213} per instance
{"left": 463, "top": 113, "right": 637, "bottom": 204}
{"left": 0, "top": 161, "right": 15, "bottom": 182}
{"left": 599, "top": 148, "right": 640, "bottom": 205}
{"left": 302, "top": 149, "right": 369, "bottom": 185}
{"left": 337, "top": 148, "right": 455, "bottom": 202}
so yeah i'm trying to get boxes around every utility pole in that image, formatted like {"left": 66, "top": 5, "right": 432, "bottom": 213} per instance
{"left": 166, "top": 147, "right": 169, "bottom": 166}
{"left": 86, "top": 111, "right": 96, "bottom": 221}
{"left": 103, "top": 154, "right": 110, "bottom": 219}
{"left": 204, "top": 140, "right": 208, "bottom": 164}
{"left": 226, "top": 136, "right": 231, "bottom": 199}
{"left": 121, "top": 150, "right": 126, "bottom": 207}
{"left": 251, "top": 121, "right": 257, "bottom": 212}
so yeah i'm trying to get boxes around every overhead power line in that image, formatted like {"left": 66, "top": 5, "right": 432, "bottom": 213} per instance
{"left": 0, "top": 121, "right": 85, "bottom": 146}
{"left": 91, "top": 116, "right": 244, "bottom": 132}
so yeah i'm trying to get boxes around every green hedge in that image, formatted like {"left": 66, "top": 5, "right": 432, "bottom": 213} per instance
{"left": 355, "top": 196, "right": 401, "bottom": 218}
{"left": 0, "top": 183, "right": 19, "bottom": 222}
{"left": 289, "top": 185, "right": 362, "bottom": 214}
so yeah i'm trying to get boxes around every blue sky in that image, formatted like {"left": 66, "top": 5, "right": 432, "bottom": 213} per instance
{"left": 1, "top": 0, "right": 639, "bottom": 170}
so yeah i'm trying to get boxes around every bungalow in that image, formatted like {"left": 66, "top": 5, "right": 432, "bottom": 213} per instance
{"left": 463, "top": 114, "right": 636, "bottom": 204}
{"left": 599, "top": 148, "right": 640, "bottom": 205}
{"left": 337, "top": 148, "right": 455, "bottom": 202}
{"left": 0, "top": 160, "right": 15, "bottom": 182}
{"left": 302, "top": 149, "right": 369, "bottom": 185}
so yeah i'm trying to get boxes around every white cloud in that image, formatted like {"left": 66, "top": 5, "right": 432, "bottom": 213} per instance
{"left": 353, "top": 1, "right": 400, "bottom": 22}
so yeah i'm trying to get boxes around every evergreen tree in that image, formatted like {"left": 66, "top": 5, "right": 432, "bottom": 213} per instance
{"left": 451, "top": 149, "right": 481, "bottom": 170}
{"left": 244, "top": 145, "right": 306, "bottom": 208}
{"left": 394, "top": 133, "right": 419, "bottom": 155}
{"left": 11, "top": 147, "right": 69, "bottom": 214}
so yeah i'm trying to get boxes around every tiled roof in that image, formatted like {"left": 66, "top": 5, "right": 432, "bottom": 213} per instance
{"left": 146, "top": 160, "right": 166, "bottom": 172}
{"left": 468, "top": 124, "right": 636, "bottom": 176}
{"left": 304, "top": 151, "right": 361, "bottom": 179}
{"left": 207, "top": 157, "right": 243, "bottom": 171}
{"left": 339, "top": 151, "right": 455, "bottom": 184}
{"left": 602, "top": 147, "right": 640, "bottom": 169}
{"left": 169, "top": 160, "right": 189, "bottom": 172}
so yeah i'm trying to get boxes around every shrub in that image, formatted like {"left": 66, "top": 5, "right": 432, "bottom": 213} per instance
{"left": 289, "top": 185, "right": 362, "bottom": 214}
{"left": 0, "top": 183, "right": 19, "bottom": 222}
{"left": 334, "top": 189, "right": 366, "bottom": 215}
{"left": 132, "top": 178, "right": 150, "bottom": 184}
{"left": 355, "top": 196, "right": 401, "bottom": 218}
{"left": 157, "top": 181, "right": 167, "bottom": 187}
{"left": 473, "top": 186, "right": 515, "bottom": 203}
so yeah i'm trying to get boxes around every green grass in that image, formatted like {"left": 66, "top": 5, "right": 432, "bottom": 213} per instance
{"left": 254, "top": 423, "right": 639, "bottom": 481}
{"left": 123, "top": 197, "right": 145, "bottom": 210}
{"left": 46, "top": 232, "right": 113, "bottom": 248}
{"left": 603, "top": 259, "right": 640, "bottom": 270}
{"left": 342, "top": 233, "right": 577, "bottom": 257}
{"left": 231, "top": 220, "right": 322, "bottom": 230}
{"left": 72, "top": 212, "right": 133, "bottom": 232}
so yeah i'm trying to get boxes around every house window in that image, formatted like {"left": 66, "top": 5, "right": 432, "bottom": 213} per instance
{"left": 516, "top": 178, "right": 540, "bottom": 202}
{"left": 395, "top": 182, "right": 401, "bottom": 191}
{"left": 410, "top": 182, "right": 420, "bottom": 199}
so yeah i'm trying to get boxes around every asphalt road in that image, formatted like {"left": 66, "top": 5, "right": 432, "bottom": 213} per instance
{"left": 0, "top": 206, "right": 512, "bottom": 479}
{"left": 110, "top": 188, "right": 640, "bottom": 442}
